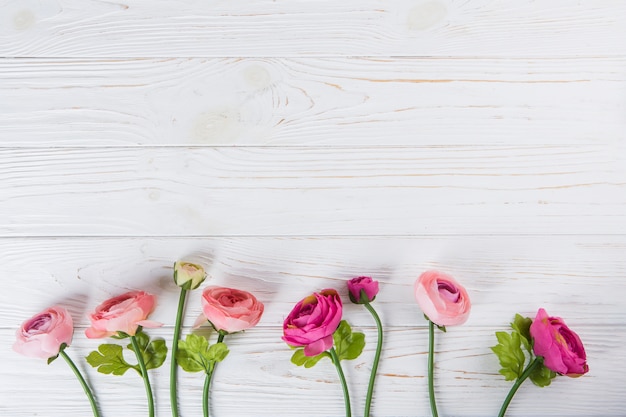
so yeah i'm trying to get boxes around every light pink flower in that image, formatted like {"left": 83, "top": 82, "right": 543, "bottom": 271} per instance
{"left": 85, "top": 291, "right": 162, "bottom": 338}
{"left": 530, "top": 308, "right": 588, "bottom": 377}
{"left": 414, "top": 270, "right": 471, "bottom": 326}
{"left": 195, "top": 286, "right": 264, "bottom": 333}
{"left": 14, "top": 307, "right": 74, "bottom": 359}
{"left": 282, "top": 289, "right": 343, "bottom": 356}
{"left": 347, "top": 276, "right": 379, "bottom": 304}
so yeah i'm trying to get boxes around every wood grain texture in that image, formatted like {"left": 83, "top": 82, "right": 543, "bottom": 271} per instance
{"left": 1, "top": 236, "right": 625, "bottom": 329}
{"left": 1, "top": 57, "right": 624, "bottom": 147}
{"left": 0, "top": 0, "right": 625, "bottom": 58}
{"left": 1, "top": 145, "right": 624, "bottom": 236}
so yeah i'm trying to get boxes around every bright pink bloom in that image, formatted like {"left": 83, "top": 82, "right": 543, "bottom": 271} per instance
{"left": 282, "top": 289, "right": 342, "bottom": 356}
{"left": 530, "top": 308, "right": 588, "bottom": 377}
{"left": 14, "top": 307, "right": 74, "bottom": 359}
{"left": 195, "top": 286, "right": 264, "bottom": 333}
{"left": 414, "top": 270, "right": 471, "bottom": 326}
{"left": 85, "top": 291, "right": 161, "bottom": 338}
{"left": 347, "top": 276, "right": 379, "bottom": 304}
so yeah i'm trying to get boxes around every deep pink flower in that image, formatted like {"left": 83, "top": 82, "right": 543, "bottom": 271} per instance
{"left": 283, "top": 289, "right": 342, "bottom": 356}
{"left": 347, "top": 276, "right": 379, "bottom": 304}
{"left": 85, "top": 291, "right": 161, "bottom": 338}
{"left": 414, "top": 270, "right": 471, "bottom": 326}
{"left": 530, "top": 308, "right": 588, "bottom": 377}
{"left": 14, "top": 307, "right": 74, "bottom": 359}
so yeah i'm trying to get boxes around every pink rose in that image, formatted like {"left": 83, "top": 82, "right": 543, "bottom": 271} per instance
{"left": 347, "top": 276, "right": 379, "bottom": 304}
{"left": 414, "top": 270, "right": 471, "bottom": 326}
{"left": 529, "top": 308, "right": 589, "bottom": 377}
{"left": 13, "top": 307, "right": 74, "bottom": 359}
{"left": 195, "top": 286, "right": 264, "bottom": 333}
{"left": 85, "top": 291, "right": 162, "bottom": 338}
{"left": 282, "top": 289, "right": 342, "bottom": 356}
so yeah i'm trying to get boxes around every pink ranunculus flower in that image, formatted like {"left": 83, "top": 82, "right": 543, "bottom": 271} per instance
{"left": 530, "top": 308, "right": 589, "bottom": 377}
{"left": 283, "top": 289, "right": 342, "bottom": 357}
{"left": 194, "top": 286, "right": 264, "bottom": 333}
{"left": 13, "top": 306, "right": 74, "bottom": 359}
{"left": 414, "top": 270, "right": 471, "bottom": 326}
{"left": 347, "top": 276, "right": 379, "bottom": 304}
{"left": 85, "top": 291, "right": 162, "bottom": 338}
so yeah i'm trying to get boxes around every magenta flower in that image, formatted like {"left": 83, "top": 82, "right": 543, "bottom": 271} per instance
{"left": 347, "top": 276, "right": 379, "bottom": 304}
{"left": 530, "top": 308, "right": 589, "bottom": 377}
{"left": 282, "top": 289, "right": 342, "bottom": 356}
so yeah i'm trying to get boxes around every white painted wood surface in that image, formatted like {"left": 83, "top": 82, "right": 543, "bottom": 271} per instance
{"left": 1, "top": 1, "right": 625, "bottom": 416}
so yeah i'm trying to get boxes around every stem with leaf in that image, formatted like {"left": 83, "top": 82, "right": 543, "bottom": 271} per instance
{"left": 203, "top": 332, "right": 226, "bottom": 417}
{"left": 130, "top": 334, "right": 155, "bottom": 417}
{"left": 329, "top": 347, "right": 351, "bottom": 417}
{"left": 427, "top": 320, "right": 439, "bottom": 417}
{"left": 497, "top": 357, "right": 542, "bottom": 417}
{"left": 363, "top": 301, "right": 383, "bottom": 417}
{"left": 170, "top": 288, "right": 188, "bottom": 417}
{"left": 59, "top": 349, "right": 101, "bottom": 417}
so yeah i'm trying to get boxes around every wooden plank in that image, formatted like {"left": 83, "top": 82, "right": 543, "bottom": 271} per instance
{"left": 1, "top": 145, "right": 624, "bottom": 236}
{"left": 1, "top": 236, "right": 625, "bottom": 328}
{"left": 1, "top": 0, "right": 625, "bottom": 57}
{"left": 1, "top": 326, "right": 622, "bottom": 416}
{"left": 1, "top": 57, "right": 624, "bottom": 146}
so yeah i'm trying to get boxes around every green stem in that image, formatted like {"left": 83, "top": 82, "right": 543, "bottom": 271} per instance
{"left": 428, "top": 320, "right": 439, "bottom": 417}
{"left": 497, "top": 357, "right": 543, "bottom": 417}
{"left": 363, "top": 301, "right": 383, "bottom": 417}
{"left": 170, "top": 288, "right": 188, "bottom": 417}
{"left": 130, "top": 334, "right": 155, "bottom": 417}
{"left": 203, "top": 371, "right": 211, "bottom": 417}
{"left": 59, "top": 350, "right": 101, "bottom": 417}
{"left": 329, "top": 347, "right": 351, "bottom": 417}
{"left": 203, "top": 333, "right": 226, "bottom": 417}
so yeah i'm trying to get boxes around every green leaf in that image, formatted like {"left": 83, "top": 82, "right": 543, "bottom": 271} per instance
{"left": 86, "top": 344, "right": 137, "bottom": 376}
{"left": 529, "top": 361, "right": 557, "bottom": 387}
{"left": 127, "top": 330, "right": 168, "bottom": 371}
{"left": 333, "top": 320, "right": 365, "bottom": 362}
{"left": 511, "top": 314, "right": 532, "bottom": 354}
{"left": 290, "top": 348, "right": 330, "bottom": 368}
{"left": 144, "top": 339, "right": 168, "bottom": 370}
{"left": 490, "top": 330, "right": 527, "bottom": 381}
{"left": 176, "top": 333, "right": 229, "bottom": 374}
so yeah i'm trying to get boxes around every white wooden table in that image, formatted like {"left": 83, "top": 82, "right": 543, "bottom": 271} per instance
{"left": 1, "top": 1, "right": 625, "bottom": 416}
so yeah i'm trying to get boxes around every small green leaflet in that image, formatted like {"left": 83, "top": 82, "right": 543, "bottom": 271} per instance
{"left": 333, "top": 320, "right": 365, "bottom": 361}
{"left": 290, "top": 320, "right": 365, "bottom": 368}
{"left": 86, "top": 329, "right": 167, "bottom": 376}
{"left": 128, "top": 330, "right": 168, "bottom": 371}
{"left": 290, "top": 349, "right": 330, "bottom": 368}
{"left": 529, "top": 360, "right": 557, "bottom": 387}
{"left": 86, "top": 344, "right": 138, "bottom": 375}
{"left": 491, "top": 331, "right": 526, "bottom": 381}
{"left": 176, "top": 333, "right": 229, "bottom": 374}
{"left": 511, "top": 314, "right": 532, "bottom": 354}
{"left": 491, "top": 314, "right": 556, "bottom": 387}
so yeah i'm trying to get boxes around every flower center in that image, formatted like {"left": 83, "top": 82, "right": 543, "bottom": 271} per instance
{"left": 27, "top": 313, "right": 52, "bottom": 334}
{"left": 437, "top": 281, "right": 460, "bottom": 302}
